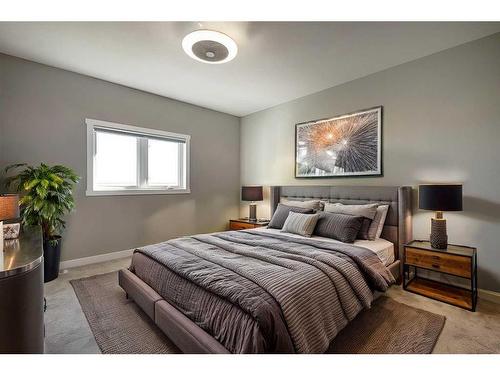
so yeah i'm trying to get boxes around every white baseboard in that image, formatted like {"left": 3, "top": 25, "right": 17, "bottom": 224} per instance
{"left": 60, "top": 248, "right": 134, "bottom": 269}
{"left": 479, "top": 288, "right": 500, "bottom": 305}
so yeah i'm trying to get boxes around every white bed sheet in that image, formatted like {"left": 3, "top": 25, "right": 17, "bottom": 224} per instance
{"left": 251, "top": 227, "right": 395, "bottom": 266}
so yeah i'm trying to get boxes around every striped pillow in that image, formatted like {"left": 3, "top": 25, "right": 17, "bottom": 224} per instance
{"left": 324, "top": 202, "right": 379, "bottom": 240}
{"left": 313, "top": 212, "right": 364, "bottom": 243}
{"left": 281, "top": 211, "right": 320, "bottom": 237}
{"left": 268, "top": 204, "right": 314, "bottom": 229}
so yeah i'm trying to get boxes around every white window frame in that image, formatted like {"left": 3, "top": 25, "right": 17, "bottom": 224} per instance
{"left": 86, "top": 118, "right": 190, "bottom": 196}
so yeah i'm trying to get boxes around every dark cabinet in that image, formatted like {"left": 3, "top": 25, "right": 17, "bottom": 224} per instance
{"left": 0, "top": 227, "right": 44, "bottom": 353}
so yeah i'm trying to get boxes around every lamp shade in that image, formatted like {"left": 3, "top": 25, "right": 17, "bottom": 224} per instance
{"left": 241, "top": 186, "right": 263, "bottom": 202}
{"left": 0, "top": 194, "right": 20, "bottom": 221}
{"left": 419, "top": 184, "right": 462, "bottom": 211}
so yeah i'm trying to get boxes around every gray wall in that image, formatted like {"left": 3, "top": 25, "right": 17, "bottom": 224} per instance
{"left": 241, "top": 33, "right": 500, "bottom": 291}
{"left": 0, "top": 53, "right": 240, "bottom": 262}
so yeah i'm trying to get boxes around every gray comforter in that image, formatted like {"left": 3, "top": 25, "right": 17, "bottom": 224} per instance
{"left": 131, "top": 230, "right": 395, "bottom": 353}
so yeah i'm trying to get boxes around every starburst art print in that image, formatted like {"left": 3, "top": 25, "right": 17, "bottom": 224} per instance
{"left": 295, "top": 107, "right": 382, "bottom": 177}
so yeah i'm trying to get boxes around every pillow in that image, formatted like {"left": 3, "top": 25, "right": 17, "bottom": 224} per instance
{"left": 313, "top": 212, "right": 364, "bottom": 243}
{"left": 370, "top": 204, "right": 389, "bottom": 240}
{"left": 268, "top": 204, "right": 314, "bottom": 229}
{"left": 323, "top": 202, "right": 378, "bottom": 219}
{"left": 281, "top": 211, "right": 320, "bottom": 237}
{"left": 324, "top": 202, "right": 379, "bottom": 240}
{"left": 356, "top": 219, "right": 372, "bottom": 240}
{"left": 280, "top": 198, "right": 322, "bottom": 211}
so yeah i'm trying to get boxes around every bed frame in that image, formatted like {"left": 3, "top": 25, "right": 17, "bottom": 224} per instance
{"left": 119, "top": 185, "right": 412, "bottom": 353}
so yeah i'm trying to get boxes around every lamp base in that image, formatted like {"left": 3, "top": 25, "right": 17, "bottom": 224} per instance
{"left": 248, "top": 204, "right": 257, "bottom": 221}
{"left": 430, "top": 218, "right": 447, "bottom": 249}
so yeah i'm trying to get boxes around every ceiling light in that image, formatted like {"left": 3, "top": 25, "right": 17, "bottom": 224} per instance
{"left": 182, "top": 30, "right": 238, "bottom": 64}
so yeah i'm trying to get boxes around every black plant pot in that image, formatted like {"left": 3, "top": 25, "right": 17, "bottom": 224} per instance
{"left": 43, "top": 236, "right": 62, "bottom": 283}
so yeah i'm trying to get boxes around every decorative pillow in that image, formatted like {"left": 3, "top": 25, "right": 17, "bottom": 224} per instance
{"left": 280, "top": 198, "right": 322, "bottom": 211}
{"left": 323, "top": 202, "right": 378, "bottom": 218}
{"left": 323, "top": 202, "right": 379, "bottom": 240}
{"left": 313, "top": 212, "right": 364, "bottom": 243}
{"left": 357, "top": 219, "right": 372, "bottom": 240}
{"left": 268, "top": 204, "right": 314, "bottom": 229}
{"left": 281, "top": 211, "right": 320, "bottom": 237}
{"left": 370, "top": 204, "right": 389, "bottom": 240}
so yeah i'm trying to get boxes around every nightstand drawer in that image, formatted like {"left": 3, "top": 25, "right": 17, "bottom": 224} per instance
{"left": 405, "top": 247, "right": 471, "bottom": 278}
{"left": 230, "top": 221, "right": 256, "bottom": 230}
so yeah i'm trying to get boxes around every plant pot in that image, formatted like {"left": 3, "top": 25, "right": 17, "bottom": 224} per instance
{"left": 43, "top": 236, "right": 62, "bottom": 283}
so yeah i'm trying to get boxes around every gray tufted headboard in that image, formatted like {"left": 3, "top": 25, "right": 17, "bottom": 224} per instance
{"left": 270, "top": 186, "right": 412, "bottom": 263}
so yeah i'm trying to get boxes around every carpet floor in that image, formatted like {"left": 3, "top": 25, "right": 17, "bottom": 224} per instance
{"left": 71, "top": 271, "right": 445, "bottom": 354}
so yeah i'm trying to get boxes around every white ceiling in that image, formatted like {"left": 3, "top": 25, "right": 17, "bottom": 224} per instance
{"left": 0, "top": 22, "right": 499, "bottom": 117}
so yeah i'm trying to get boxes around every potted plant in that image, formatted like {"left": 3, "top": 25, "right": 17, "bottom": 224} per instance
{"left": 4, "top": 163, "right": 80, "bottom": 282}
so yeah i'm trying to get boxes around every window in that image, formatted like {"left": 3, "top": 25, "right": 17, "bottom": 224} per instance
{"left": 86, "top": 119, "right": 190, "bottom": 196}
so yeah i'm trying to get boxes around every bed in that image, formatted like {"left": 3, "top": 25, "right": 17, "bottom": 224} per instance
{"left": 118, "top": 185, "right": 412, "bottom": 353}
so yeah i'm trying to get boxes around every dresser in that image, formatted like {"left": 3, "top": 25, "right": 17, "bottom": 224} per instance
{"left": 403, "top": 240, "right": 477, "bottom": 311}
{"left": 0, "top": 226, "right": 44, "bottom": 353}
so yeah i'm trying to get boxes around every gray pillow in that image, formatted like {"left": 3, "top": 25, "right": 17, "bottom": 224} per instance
{"left": 280, "top": 198, "right": 322, "bottom": 211}
{"left": 358, "top": 219, "right": 372, "bottom": 240}
{"left": 324, "top": 202, "right": 379, "bottom": 240}
{"left": 313, "top": 212, "right": 364, "bottom": 243}
{"left": 323, "top": 202, "right": 378, "bottom": 219}
{"left": 281, "top": 211, "right": 320, "bottom": 237}
{"left": 268, "top": 204, "right": 314, "bottom": 229}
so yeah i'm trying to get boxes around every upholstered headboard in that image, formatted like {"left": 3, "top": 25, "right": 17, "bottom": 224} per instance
{"left": 270, "top": 186, "right": 412, "bottom": 261}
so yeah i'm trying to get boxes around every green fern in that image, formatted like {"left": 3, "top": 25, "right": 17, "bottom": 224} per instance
{"left": 4, "top": 163, "right": 80, "bottom": 241}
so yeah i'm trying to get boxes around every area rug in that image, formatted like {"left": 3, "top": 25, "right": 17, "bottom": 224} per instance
{"left": 71, "top": 271, "right": 445, "bottom": 354}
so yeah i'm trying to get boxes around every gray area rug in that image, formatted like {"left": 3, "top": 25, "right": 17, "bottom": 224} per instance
{"left": 71, "top": 271, "right": 445, "bottom": 354}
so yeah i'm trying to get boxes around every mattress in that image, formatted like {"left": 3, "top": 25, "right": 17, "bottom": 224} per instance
{"left": 252, "top": 227, "right": 395, "bottom": 266}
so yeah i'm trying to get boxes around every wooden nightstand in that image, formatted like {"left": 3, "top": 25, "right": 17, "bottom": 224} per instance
{"left": 229, "top": 219, "right": 269, "bottom": 231}
{"left": 403, "top": 240, "right": 477, "bottom": 311}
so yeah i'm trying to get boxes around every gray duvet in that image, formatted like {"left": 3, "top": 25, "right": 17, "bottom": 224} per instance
{"left": 130, "top": 229, "right": 395, "bottom": 353}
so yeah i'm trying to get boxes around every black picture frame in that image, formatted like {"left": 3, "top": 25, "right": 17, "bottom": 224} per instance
{"left": 295, "top": 106, "right": 383, "bottom": 178}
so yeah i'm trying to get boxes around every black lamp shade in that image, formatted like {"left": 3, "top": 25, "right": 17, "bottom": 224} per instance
{"left": 419, "top": 184, "right": 462, "bottom": 211}
{"left": 241, "top": 186, "right": 263, "bottom": 202}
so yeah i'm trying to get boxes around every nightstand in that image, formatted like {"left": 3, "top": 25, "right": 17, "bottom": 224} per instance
{"left": 229, "top": 218, "right": 269, "bottom": 231}
{"left": 403, "top": 240, "right": 477, "bottom": 311}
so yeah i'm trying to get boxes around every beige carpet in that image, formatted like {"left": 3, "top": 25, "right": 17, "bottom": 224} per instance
{"left": 71, "top": 271, "right": 445, "bottom": 354}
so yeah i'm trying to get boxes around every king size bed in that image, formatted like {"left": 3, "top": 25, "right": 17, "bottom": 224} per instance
{"left": 118, "top": 185, "right": 412, "bottom": 353}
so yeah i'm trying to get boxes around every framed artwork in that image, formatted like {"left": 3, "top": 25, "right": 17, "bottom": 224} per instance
{"left": 295, "top": 106, "right": 382, "bottom": 178}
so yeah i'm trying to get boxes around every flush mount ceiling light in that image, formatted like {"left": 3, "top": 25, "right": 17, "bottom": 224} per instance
{"left": 182, "top": 30, "right": 238, "bottom": 64}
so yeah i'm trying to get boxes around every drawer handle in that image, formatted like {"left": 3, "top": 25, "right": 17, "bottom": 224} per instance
{"left": 431, "top": 255, "right": 440, "bottom": 260}
{"left": 431, "top": 264, "right": 440, "bottom": 269}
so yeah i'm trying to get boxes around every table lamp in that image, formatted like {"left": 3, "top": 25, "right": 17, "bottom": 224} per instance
{"left": 241, "top": 186, "right": 263, "bottom": 221}
{"left": 418, "top": 184, "right": 462, "bottom": 249}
